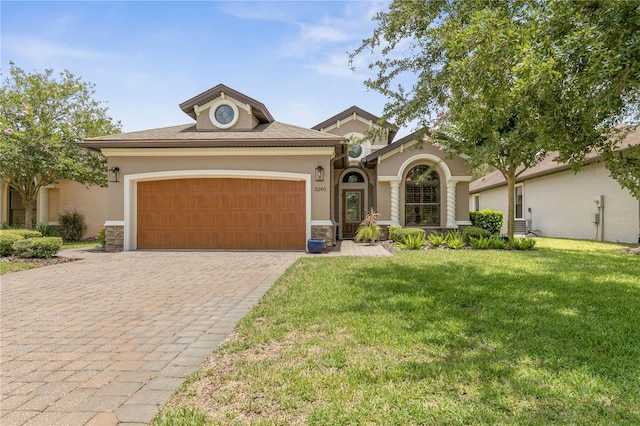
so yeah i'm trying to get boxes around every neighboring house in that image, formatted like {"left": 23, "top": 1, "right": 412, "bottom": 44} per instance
{"left": 0, "top": 179, "right": 107, "bottom": 238}
{"left": 469, "top": 128, "right": 640, "bottom": 244}
{"left": 79, "top": 84, "right": 473, "bottom": 251}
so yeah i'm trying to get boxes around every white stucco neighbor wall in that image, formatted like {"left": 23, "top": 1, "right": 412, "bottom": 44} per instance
{"left": 471, "top": 162, "right": 639, "bottom": 244}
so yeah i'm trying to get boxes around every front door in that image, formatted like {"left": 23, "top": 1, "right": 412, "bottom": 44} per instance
{"left": 342, "top": 189, "right": 364, "bottom": 239}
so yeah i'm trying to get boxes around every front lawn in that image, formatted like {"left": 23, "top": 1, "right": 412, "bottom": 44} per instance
{"left": 157, "top": 238, "right": 639, "bottom": 425}
{"left": 0, "top": 241, "right": 100, "bottom": 275}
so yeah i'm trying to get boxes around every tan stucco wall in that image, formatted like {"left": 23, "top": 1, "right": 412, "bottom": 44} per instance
{"left": 376, "top": 143, "right": 471, "bottom": 178}
{"left": 52, "top": 180, "right": 108, "bottom": 238}
{"left": 471, "top": 162, "right": 639, "bottom": 243}
{"left": 107, "top": 154, "right": 332, "bottom": 222}
{"left": 323, "top": 119, "right": 388, "bottom": 146}
{"left": 196, "top": 103, "right": 259, "bottom": 131}
{"left": 456, "top": 182, "right": 470, "bottom": 222}
{"left": 1, "top": 179, "right": 106, "bottom": 237}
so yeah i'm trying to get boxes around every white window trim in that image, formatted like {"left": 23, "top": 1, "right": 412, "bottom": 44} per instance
{"left": 208, "top": 98, "right": 240, "bottom": 129}
{"left": 514, "top": 183, "right": 524, "bottom": 219}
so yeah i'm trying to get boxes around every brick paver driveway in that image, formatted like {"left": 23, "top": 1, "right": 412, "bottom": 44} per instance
{"left": 1, "top": 249, "right": 302, "bottom": 425}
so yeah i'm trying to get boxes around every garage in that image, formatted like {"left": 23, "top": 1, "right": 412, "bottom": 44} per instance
{"left": 136, "top": 178, "right": 306, "bottom": 250}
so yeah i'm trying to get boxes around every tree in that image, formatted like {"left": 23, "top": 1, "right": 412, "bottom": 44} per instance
{"left": 0, "top": 64, "right": 121, "bottom": 228}
{"left": 351, "top": 1, "right": 550, "bottom": 237}
{"left": 351, "top": 0, "right": 640, "bottom": 237}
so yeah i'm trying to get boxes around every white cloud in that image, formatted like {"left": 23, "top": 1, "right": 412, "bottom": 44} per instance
{"left": 4, "top": 36, "right": 118, "bottom": 63}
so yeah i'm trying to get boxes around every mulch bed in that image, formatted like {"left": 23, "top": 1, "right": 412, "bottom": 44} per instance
{"left": 0, "top": 255, "right": 79, "bottom": 266}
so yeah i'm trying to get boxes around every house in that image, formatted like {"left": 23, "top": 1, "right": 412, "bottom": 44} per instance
{"left": 469, "top": 128, "right": 640, "bottom": 244}
{"left": 79, "top": 84, "right": 473, "bottom": 252}
{"left": 0, "top": 179, "right": 107, "bottom": 238}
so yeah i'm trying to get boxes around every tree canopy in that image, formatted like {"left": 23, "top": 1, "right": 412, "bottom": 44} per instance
{"left": 351, "top": 0, "right": 640, "bottom": 232}
{"left": 0, "top": 64, "right": 121, "bottom": 228}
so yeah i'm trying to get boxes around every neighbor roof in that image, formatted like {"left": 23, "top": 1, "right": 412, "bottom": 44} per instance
{"left": 80, "top": 121, "right": 345, "bottom": 149}
{"left": 470, "top": 127, "right": 640, "bottom": 193}
{"left": 179, "top": 83, "right": 274, "bottom": 123}
{"left": 312, "top": 106, "right": 398, "bottom": 144}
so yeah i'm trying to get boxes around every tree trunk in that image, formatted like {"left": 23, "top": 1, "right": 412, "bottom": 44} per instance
{"left": 23, "top": 197, "right": 35, "bottom": 229}
{"left": 505, "top": 167, "right": 516, "bottom": 239}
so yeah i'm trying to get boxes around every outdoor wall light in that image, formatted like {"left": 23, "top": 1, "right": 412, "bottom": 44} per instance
{"left": 315, "top": 166, "right": 324, "bottom": 182}
{"left": 108, "top": 166, "right": 120, "bottom": 183}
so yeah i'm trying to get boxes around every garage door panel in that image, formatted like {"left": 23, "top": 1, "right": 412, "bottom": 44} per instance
{"left": 137, "top": 178, "right": 305, "bottom": 250}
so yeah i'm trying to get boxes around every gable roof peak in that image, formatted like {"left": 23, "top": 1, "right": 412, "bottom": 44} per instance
{"left": 179, "top": 84, "right": 274, "bottom": 123}
{"left": 311, "top": 105, "right": 398, "bottom": 143}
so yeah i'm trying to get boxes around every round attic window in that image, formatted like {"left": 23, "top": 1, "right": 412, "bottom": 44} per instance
{"left": 209, "top": 99, "right": 239, "bottom": 129}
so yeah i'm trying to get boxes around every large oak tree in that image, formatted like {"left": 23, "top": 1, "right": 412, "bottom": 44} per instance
{"left": 351, "top": 0, "right": 640, "bottom": 237}
{"left": 0, "top": 65, "right": 121, "bottom": 228}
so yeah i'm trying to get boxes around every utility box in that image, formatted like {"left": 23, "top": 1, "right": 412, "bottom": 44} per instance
{"left": 591, "top": 212, "right": 600, "bottom": 224}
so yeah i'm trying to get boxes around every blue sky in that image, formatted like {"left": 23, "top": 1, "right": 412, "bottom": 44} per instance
{"left": 1, "top": 1, "right": 411, "bottom": 136}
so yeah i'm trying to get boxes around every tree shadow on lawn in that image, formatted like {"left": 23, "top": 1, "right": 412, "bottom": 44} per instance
{"left": 323, "top": 249, "right": 639, "bottom": 421}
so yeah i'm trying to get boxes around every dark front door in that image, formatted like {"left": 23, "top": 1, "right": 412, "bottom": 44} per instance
{"left": 342, "top": 189, "right": 363, "bottom": 239}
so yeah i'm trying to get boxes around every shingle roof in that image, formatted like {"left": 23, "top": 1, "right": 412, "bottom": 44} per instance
{"left": 179, "top": 84, "right": 274, "bottom": 123}
{"left": 311, "top": 106, "right": 398, "bottom": 144}
{"left": 80, "top": 121, "right": 345, "bottom": 149}
{"left": 470, "top": 127, "right": 640, "bottom": 193}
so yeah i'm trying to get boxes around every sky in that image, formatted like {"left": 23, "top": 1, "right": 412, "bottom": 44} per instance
{"left": 1, "top": 0, "right": 414, "bottom": 137}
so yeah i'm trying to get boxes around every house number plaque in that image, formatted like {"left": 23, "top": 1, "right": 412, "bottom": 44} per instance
{"left": 314, "top": 186, "right": 327, "bottom": 192}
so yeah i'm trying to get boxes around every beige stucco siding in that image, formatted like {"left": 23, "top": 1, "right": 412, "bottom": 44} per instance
{"left": 52, "top": 180, "right": 108, "bottom": 238}
{"left": 196, "top": 103, "right": 259, "bottom": 131}
{"left": 471, "top": 162, "right": 639, "bottom": 243}
{"left": 106, "top": 153, "right": 332, "bottom": 222}
{"left": 456, "top": 182, "right": 470, "bottom": 222}
{"left": 376, "top": 143, "right": 471, "bottom": 178}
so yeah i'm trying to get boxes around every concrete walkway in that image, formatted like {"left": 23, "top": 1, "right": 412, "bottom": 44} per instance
{"left": 0, "top": 242, "right": 390, "bottom": 425}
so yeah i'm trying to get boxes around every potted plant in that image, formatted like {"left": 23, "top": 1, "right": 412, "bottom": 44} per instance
{"left": 355, "top": 207, "right": 382, "bottom": 245}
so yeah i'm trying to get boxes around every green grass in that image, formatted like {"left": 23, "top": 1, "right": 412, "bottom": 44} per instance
{"left": 0, "top": 261, "right": 41, "bottom": 274}
{"left": 158, "top": 237, "right": 640, "bottom": 425}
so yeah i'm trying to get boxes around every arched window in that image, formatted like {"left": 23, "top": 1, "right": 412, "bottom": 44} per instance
{"left": 405, "top": 165, "right": 440, "bottom": 226}
{"left": 342, "top": 171, "right": 365, "bottom": 183}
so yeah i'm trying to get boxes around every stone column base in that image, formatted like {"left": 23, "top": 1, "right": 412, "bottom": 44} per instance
{"left": 105, "top": 225, "right": 124, "bottom": 252}
{"left": 310, "top": 224, "right": 336, "bottom": 249}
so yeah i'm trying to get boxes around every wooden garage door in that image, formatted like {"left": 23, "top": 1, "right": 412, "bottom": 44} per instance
{"left": 137, "top": 178, "right": 306, "bottom": 250}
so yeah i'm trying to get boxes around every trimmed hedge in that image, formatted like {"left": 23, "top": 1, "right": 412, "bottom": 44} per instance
{"left": 391, "top": 227, "right": 426, "bottom": 243}
{"left": 0, "top": 233, "right": 23, "bottom": 256}
{"left": 0, "top": 229, "right": 42, "bottom": 239}
{"left": 11, "top": 237, "right": 63, "bottom": 259}
{"left": 470, "top": 209, "right": 504, "bottom": 235}
{"left": 462, "top": 226, "right": 492, "bottom": 243}
{"left": 389, "top": 226, "right": 403, "bottom": 242}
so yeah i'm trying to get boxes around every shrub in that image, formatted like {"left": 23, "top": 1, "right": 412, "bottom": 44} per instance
{"left": 445, "top": 230, "right": 465, "bottom": 249}
{"left": 396, "top": 232, "right": 426, "bottom": 250}
{"left": 0, "top": 229, "right": 42, "bottom": 239}
{"left": 469, "top": 235, "right": 492, "bottom": 249}
{"left": 58, "top": 210, "right": 87, "bottom": 242}
{"left": 394, "top": 228, "right": 426, "bottom": 244}
{"left": 509, "top": 236, "right": 536, "bottom": 250}
{"left": 36, "top": 223, "right": 61, "bottom": 237}
{"left": 0, "top": 233, "right": 23, "bottom": 256}
{"left": 462, "top": 226, "right": 491, "bottom": 243}
{"left": 389, "top": 225, "right": 402, "bottom": 242}
{"left": 11, "top": 237, "right": 63, "bottom": 259}
{"left": 355, "top": 223, "right": 381, "bottom": 243}
{"left": 470, "top": 209, "right": 504, "bottom": 235}
{"left": 98, "top": 228, "right": 106, "bottom": 247}
{"left": 489, "top": 236, "right": 508, "bottom": 250}
{"left": 427, "top": 233, "right": 445, "bottom": 247}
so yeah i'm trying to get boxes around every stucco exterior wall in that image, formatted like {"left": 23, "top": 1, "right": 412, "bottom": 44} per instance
{"left": 51, "top": 180, "right": 108, "bottom": 238}
{"left": 195, "top": 99, "right": 259, "bottom": 131}
{"left": 471, "top": 162, "right": 639, "bottom": 244}
{"left": 1, "top": 179, "right": 106, "bottom": 237}
{"left": 376, "top": 143, "right": 471, "bottom": 178}
{"left": 106, "top": 153, "right": 332, "bottom": 222}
